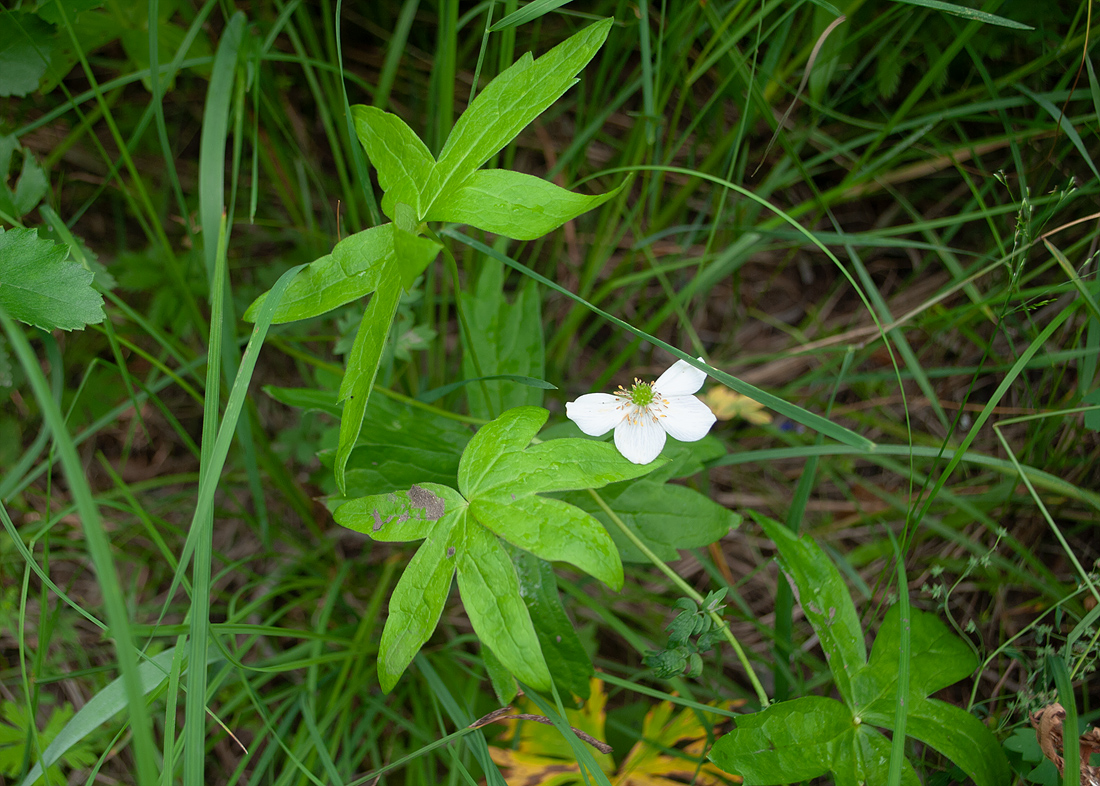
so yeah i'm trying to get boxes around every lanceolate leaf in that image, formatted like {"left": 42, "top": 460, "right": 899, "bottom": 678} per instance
{"left": 424, "top": 169, "right": 623, "bottom": 240}
{"left": 351, "top": 104, "right": 434, "bottom": 220}
{"left": 756, "top": 515, "right": 865, "bottom": 702}
{"left": 0, "top": 227, "right": 104, "bottom": 331}
{"left": 422, "top": 17, "right": 613, "bottom": 211}
{"left": 457, "top": 522, "right": 551, "bottom": 690}
{"left": 335, "top": 274, "right": 403, "bottom": 493}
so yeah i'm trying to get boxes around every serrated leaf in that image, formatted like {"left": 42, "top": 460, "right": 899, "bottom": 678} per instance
{"left": 479, "top": 438, "right": 658, "bottom": 496}
{"left": 514, "top": 551, "right": 593, "bottom": 701}
{"left": 457, "top": 521, "right": 551, "bottom": 690}
{"left": 423, "top": 18, "right": 613, "bottom": 211}
{"left": 757, "top": 514, "right": 865, "bottom": 703}
{"left": 377, "top": 508, "right": 465, "bottom": 692}
{"left": 0, "top": 11, "right": 55, "bottom": 97}
{"left": 351, "top": 104, "right": 435, "bottom": 220}
{"left": 0, "top": 227, "right": 104, "bottom": 331}
{"left": 424, "top": 169, "right": 622, "bottom": 241}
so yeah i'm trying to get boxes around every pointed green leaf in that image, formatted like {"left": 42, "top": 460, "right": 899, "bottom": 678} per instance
{"left": 479, "top": 438, "right": 658, "bottom": 496}
{"left": 378, "top": 512, "right": 463, "bottom": 692}
{"left": 471, "top": 494, "right": 622, "bottom": 589}
{"left": 0, "top": 227, "right": 104, "bottom": 331}
{"left": 859, "top": 604, "right": 977, "bottom": 705}
{"left": 243, "top": 224, "right": 394, "bottom": 323}
{"left": 458, "top": 405, "right": 548, "bottom": 497}
{"left": 708, "top": 696, "right": 849, "bottom": 783}
{"left": 456, "top": 521, "right": 551, "bottom": 691}
{"left": 351, "top": 104, "right": 435, "bottom": 220}
{"left": 423, "top": 18, "right": 613, "bottom": 211}
{"left": 513, "top": 551, "right": 593, "bottom": 701}
{"left": 424, "top": 169, "right": 623, "bottom": 240}
{"left": 900, "top": 700, "right": 1011, "bottom": 786}
{"left": 708, "top": 697, "right": 920, "bottom": 786}
{"left": 334, "top": 482, "right": 467, "bottom": 543}
{"left": 335, "top": 274, "right": 402, "bottom": 493}
{"left": 757, "top": 515, "right": 866, "bottom": 703}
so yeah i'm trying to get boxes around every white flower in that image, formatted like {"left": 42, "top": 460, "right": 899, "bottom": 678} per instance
{"left": 566, "top": 358, "right": 718, "bottom": 464}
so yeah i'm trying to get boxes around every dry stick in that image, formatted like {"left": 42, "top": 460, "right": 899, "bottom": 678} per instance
{"left": 586, "top": 489, "right": 770, "bottom": 708}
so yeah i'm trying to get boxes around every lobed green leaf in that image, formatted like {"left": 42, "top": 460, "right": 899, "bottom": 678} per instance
{"left": 334, "top": 482, "right": 466, "bottom": 543}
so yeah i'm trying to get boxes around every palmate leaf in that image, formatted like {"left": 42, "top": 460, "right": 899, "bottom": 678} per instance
{"left": 333, "top": 406, "right": 658, "bottom": 692}
{"left": 708, "top": 519, "right": 1010, "bottom": 786}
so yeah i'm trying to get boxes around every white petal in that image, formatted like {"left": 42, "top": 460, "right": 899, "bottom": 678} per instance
{"left": 614, "top": 418, "right": 667, "bottom": 464}
{"left": 653, "top": 357, "right": 708, "bottom": 397}
{"left": 660, "top": 394, "right": 717, "bottom": 442}
{"left": 566, "top": 393, "right": 624, "bottom": 436}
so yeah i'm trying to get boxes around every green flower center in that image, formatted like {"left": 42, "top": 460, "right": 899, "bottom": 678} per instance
{"left": 623, "top": 380, "right": 655, "bottom": 408}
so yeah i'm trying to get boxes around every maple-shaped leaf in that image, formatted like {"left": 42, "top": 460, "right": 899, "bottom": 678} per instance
{"left": 489, "top": 677, "right": 740, "bottom": 786}
{"left": 334, "top": 406, "right": 658, "bottom": 692}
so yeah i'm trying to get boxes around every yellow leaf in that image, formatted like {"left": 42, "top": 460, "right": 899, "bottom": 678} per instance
{"left": 702, "top": 388, "right": 772, "bottom": 424}
{"left": 488, "top": 678, "right": 741, "bottom": 786}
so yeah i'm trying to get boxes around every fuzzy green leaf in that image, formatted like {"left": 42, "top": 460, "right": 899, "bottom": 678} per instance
{"left": 334, "top": 482, "right": 466, "bottom": 543}
{"left": 0, "top": 227, "right": 104, "bottom": 331}
{"left": 458, "top": 405, "right": 548, "bottom": 497}
{"left": 471, "top": 494, "right": 623, "bottom": 589}
{"left": 424, "top": 169, "right": 623, "bottom": 240}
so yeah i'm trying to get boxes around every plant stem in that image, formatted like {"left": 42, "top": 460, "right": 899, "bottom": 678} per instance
{"left": 586, "top": 488, "right": 770, "bottom": 708}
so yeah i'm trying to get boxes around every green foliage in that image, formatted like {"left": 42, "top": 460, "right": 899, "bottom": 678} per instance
{"left": 708, "top": 518, "right": 1011, "bottom": 786}
{"left": 0, "top": 699, "right": 97, "bottom": 786}
{"left": 334, "top": 406, "right": 659, "bottom": 692}
{"left": 0, "top": 137, "right": 47, "bottom": 220}
{"left": 644, "top": 589, "right": 729, "bottom": 679}
{"left": 247, "top": 18, "right": 619, "bottom": 493}
{"left": 0, "top": 227, "right": 104, "bottom": 331}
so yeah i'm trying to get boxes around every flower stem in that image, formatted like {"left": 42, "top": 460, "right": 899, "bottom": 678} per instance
{"left": 586, "top": 488, "right": 770, "bottom": 708}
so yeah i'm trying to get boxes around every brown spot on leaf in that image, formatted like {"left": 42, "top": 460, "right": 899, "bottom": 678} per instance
{"left": 408, "top": 484, "right": 445, "bottom": 519}
{"left": 372, "top": 510, "right": 383, "bottom": 531}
